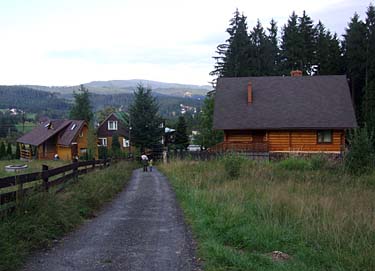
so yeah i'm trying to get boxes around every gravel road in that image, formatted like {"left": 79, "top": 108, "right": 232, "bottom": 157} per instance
{"left": 22, "top": 168, "right": 199, "bottom": 271}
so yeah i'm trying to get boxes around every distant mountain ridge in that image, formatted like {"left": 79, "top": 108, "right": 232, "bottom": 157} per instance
{"left": 21, "top": 79, "right": 211, "bottom": 98}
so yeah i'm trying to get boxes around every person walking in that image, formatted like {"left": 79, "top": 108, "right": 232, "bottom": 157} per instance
{"left": 141, "top": 153, "right": 148, "bottom": 172}
{"left": 148, "top": 159, "right": 153, "bottom": 172}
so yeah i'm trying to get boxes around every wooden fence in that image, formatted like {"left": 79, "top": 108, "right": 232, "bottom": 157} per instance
{"left": 0, "top": 159, "right": 111, "bottom": 214}
{"left": 168, "top": 151, "right": 270, "bottom": 161}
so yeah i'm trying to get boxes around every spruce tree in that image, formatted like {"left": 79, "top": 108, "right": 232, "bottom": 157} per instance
{"left": 196, "top": 96, "right": 223, "bottom": 149}
{"left": 211, "top": 9, "right": 250, "bottom": 77}
{"left": 298, "top": 11, "right": 316, "bottom": 74}
{"left": 174, "top": 116, "right": 189, "bottom": 150}
{"left": 129, "top": 84, "right": 163, "bottom": 152}
{"left": 0, "top": 142, "right": 6, "bottom": 159}
{"left": 15, "top": 143, "right": 20, "bottom": 159}
{"left": 69, "top": 85, "right": 93, "bottom": 122}
{"left": 281, "top": 11, "right": 302, "bottom": 73}
{"left": 267, "top": 19, "right": 281, "bottom": 75}
{"left": 111, "top": 133, "right": 121, "bottom": 157}
{"left": 362, "top": 4, "right": 375, "bottom": 138}
{"left": 343, "top": 13, "right": 367, "bottom": 122}
{"left": 6, "top": 143, "right": 12, "bottom": 158}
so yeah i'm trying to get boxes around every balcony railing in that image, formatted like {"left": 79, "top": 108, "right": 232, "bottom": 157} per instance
{"left": 209, "top": 141, "right": 269, "bottom": 153}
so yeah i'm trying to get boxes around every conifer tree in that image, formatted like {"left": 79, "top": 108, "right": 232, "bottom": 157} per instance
{"left": 196, "top": 97, "right": 223, "bottom": 148}
{"left": 111, "top": 133, "right": 121, "bottom": 157}
{"left": 0, "top": 142, "right": 6, "bottom": 159}
{"left": 298, "top": 11, "right": 316, "bottom": 74}
{"left": 267, "top": 19, "right": 281, "bottom": 75}
{"left": 281, "top": 12, "right": 302, "bottom": 73}
{"left": 15, "top": 143, "right": 20, "bottom": 159}
{"left": 6, "top": 143, "right": 12, "bottom": 158}
{"left": 174, "top": 116, "right": 189, "bottom": 150}
{"left": 129, "top": 84, "right": 163, "bottom": 152}
{"left": 343, "top": 13, "right": 367, "bottom": 122}
{"left": 211, "top": 9, "right": 250, "bottom": 77}
{"left": 69, "top": 85, "right": 93, "bottom": 122}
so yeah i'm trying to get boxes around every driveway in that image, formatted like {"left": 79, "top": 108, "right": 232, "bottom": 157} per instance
{"left": 22, "top": 168, "right": 199, "bottom": 271}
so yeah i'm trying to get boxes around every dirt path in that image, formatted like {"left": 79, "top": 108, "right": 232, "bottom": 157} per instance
{"left": 22, "top": 168, "right": 199, "bottom": 271}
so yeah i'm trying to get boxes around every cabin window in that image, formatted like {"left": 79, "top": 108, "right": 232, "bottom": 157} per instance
{"left": 108, "top": 121, "right": 118, "bottom": 130}
{"left": 317, "top": 130, "right": 332, "bottom": 143}
{"left": 79, "top": 131, "right": 83, "bottom": 137}
{"left": 99, "top": 138, "right": 107, "bottom": 147}
{"left": 123, "top": 138, "right": 130, "bottom": 147}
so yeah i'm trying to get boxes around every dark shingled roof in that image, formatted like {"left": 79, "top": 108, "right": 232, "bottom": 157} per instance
{"left": 57, "top": 120, "right": 86, "bottom": 146}
{"left": 17, "top": 120, "right": 71, "bottom": 146}
{"left": 17, "top": 119, "right": 87, "bottom": 146}
{"left": 213, "top": 75, "right": 357, "bottom": 130}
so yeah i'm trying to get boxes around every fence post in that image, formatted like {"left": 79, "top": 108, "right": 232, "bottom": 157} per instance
{"left": 73, "top": 161, "right": 78, "bottom": 181}
{"left": 15, "top": 175, "right": 23, "bottom": 206}
{"left": 92, "top": 159, "right": 96, "bottom": 170}
{"left": 42, "top": 164, "right": 49, "bottom": 192}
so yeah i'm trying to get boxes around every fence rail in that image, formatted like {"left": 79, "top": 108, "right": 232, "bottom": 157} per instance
{"left": 0, "top": 159, "right": 111, "bottom": 213}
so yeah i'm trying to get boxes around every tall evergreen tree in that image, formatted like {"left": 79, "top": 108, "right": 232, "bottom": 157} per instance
{"left": 0, "top": 142, "right": 6, "bottom": 159}
{"left": 111, "top": 132, "right": 121, "bottom": 157}
{"left": 267, "top": 19, "right": 281, "bottom": 75}
{"left": 249, "top": 20, "right": 274, "bottom": 76}
{"left": 6, "top": 143, "right": 12, "bottom": 158}
{"left": 211, "top": 9, "right": 250, "bottom": 77}
{"left": 315, "top": 22, "right": 342, "bottom": 75}
{"left": 343, "top": 13, "right": 367, "bottom": 122}
{"left": 298, "top": 11, "right": 316, "bottom": 74}
{"left": 15, "top": 143, "right": 20, "bottom": 159}
{"left": 174, "top": 116, "right": 189, "bottom": 150}
{"left": 69, "top": 85, "right": 93, "bottom": 122}
{"left": 362, "top": 4, "right": 375, "bottom": 137}
{"left": 281, "top": 12, "right": 302, "bottom": 73}
{"left": 129, "top": 85, "right": 163, "bottom": 152}
{"left": 196, "top": 96, "right": 223, "bottom": 149}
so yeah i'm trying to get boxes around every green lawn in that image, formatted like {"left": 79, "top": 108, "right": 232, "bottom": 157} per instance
{"left": 0, "top": 159, "right": 69, "bottom": 178}
{"left": 160, "top": 157, "right": 375, "bottom": 271}
{"left": 15, "top": 121, "right": 37, "bottom": 133}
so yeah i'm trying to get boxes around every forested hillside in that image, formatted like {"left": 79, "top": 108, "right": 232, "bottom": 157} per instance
{"left": 0, "top": 85, "right": 203, "bottom": 119}
{"left": 0, "top": 86, "right": 70, "bottom": 118}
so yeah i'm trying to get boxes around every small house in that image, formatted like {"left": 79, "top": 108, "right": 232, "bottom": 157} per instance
{"left": 17, "top": 119, "right": 89, "bottom": 160}
{"left": 212, "top": 72, "right": 357, "bottom": 154}
{"left": 97, "top": 112, "right": 130, "bottom": 151}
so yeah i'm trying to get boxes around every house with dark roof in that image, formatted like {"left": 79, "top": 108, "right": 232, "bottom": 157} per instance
{"left": 97, "top": 112, "right": 130, "bottom": 151}
{"left": 212, "top": 72, "right": 357, "bottom": 153}
{"left": 17, "top": 119, "right": 89, "bottom": 160}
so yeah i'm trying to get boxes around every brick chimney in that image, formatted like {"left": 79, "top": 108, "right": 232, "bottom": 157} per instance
{"left": 247, "top": 81, "right": 253, "bottom": 104}
{"left": 290, "top": 70, "right": 303, "bottom": 77}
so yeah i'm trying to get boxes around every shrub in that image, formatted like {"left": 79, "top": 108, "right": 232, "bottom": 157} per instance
{"left": 309, "top": 154, "right": 328, "bottom": 170}
{"left": 277, "top": 157, "right": 311, "bottom": 170}
{"left": 345, "top": 127, "right": 375, "bottom": 175}
{"left": 222, "top": 154, "right": 244, "bottom": 179}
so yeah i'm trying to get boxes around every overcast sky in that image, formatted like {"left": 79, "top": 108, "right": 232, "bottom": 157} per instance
{"left": 0, "top": 0, "right": 369, "bottom": 86}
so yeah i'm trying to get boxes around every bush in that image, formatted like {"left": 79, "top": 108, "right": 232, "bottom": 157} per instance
{"left": 309, "top": 154, "right": 328, "bottom": 170}
{"left": 222, "top": 154, "right": 245, "bottom": 179}
{"left": 277, "top": 157, "right": 311, "bottom": 170}
{"left": 345, "top": 127, "right": 375, "bottom": 175}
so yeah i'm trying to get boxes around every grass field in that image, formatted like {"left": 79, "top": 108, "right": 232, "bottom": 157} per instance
{"left": 0, "top": 161, "right": 136, "bottom": 271}
{"left": 0, "top": 159, "right": 69, "bottom": 178}
{"left": 160, "top": 157, "right": 375, "bottom": 271}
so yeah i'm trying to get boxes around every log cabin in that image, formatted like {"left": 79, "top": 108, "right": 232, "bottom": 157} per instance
{"left": 212, "top": 72, "right": 357, "bottom": 154}
{"left": 17, "top": 119, "right": 89, "bottom": 160}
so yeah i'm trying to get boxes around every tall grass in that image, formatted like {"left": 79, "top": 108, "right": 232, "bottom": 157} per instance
{"left": 0, "top": 161, "right": 135, "bottom": 271}
{"left": 160, "top": 158, "right": 375, "bottom": 271}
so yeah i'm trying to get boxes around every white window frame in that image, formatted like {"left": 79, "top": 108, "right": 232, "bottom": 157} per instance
{"left": 108, "top": 121, "right": 118, "bottom": 131}
{"left": 99, "top": 137, "right": 108, "bottom": 147}
{"left": 123, "top": 138, "right": 130, "bottom": 147}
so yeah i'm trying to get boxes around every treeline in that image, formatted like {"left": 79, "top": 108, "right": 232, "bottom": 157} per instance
{"left": 211, "top": 5, "right": 375, "bottom": 130}
{"left": 0, "top": 86, "right": 70, "bottom": 118}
